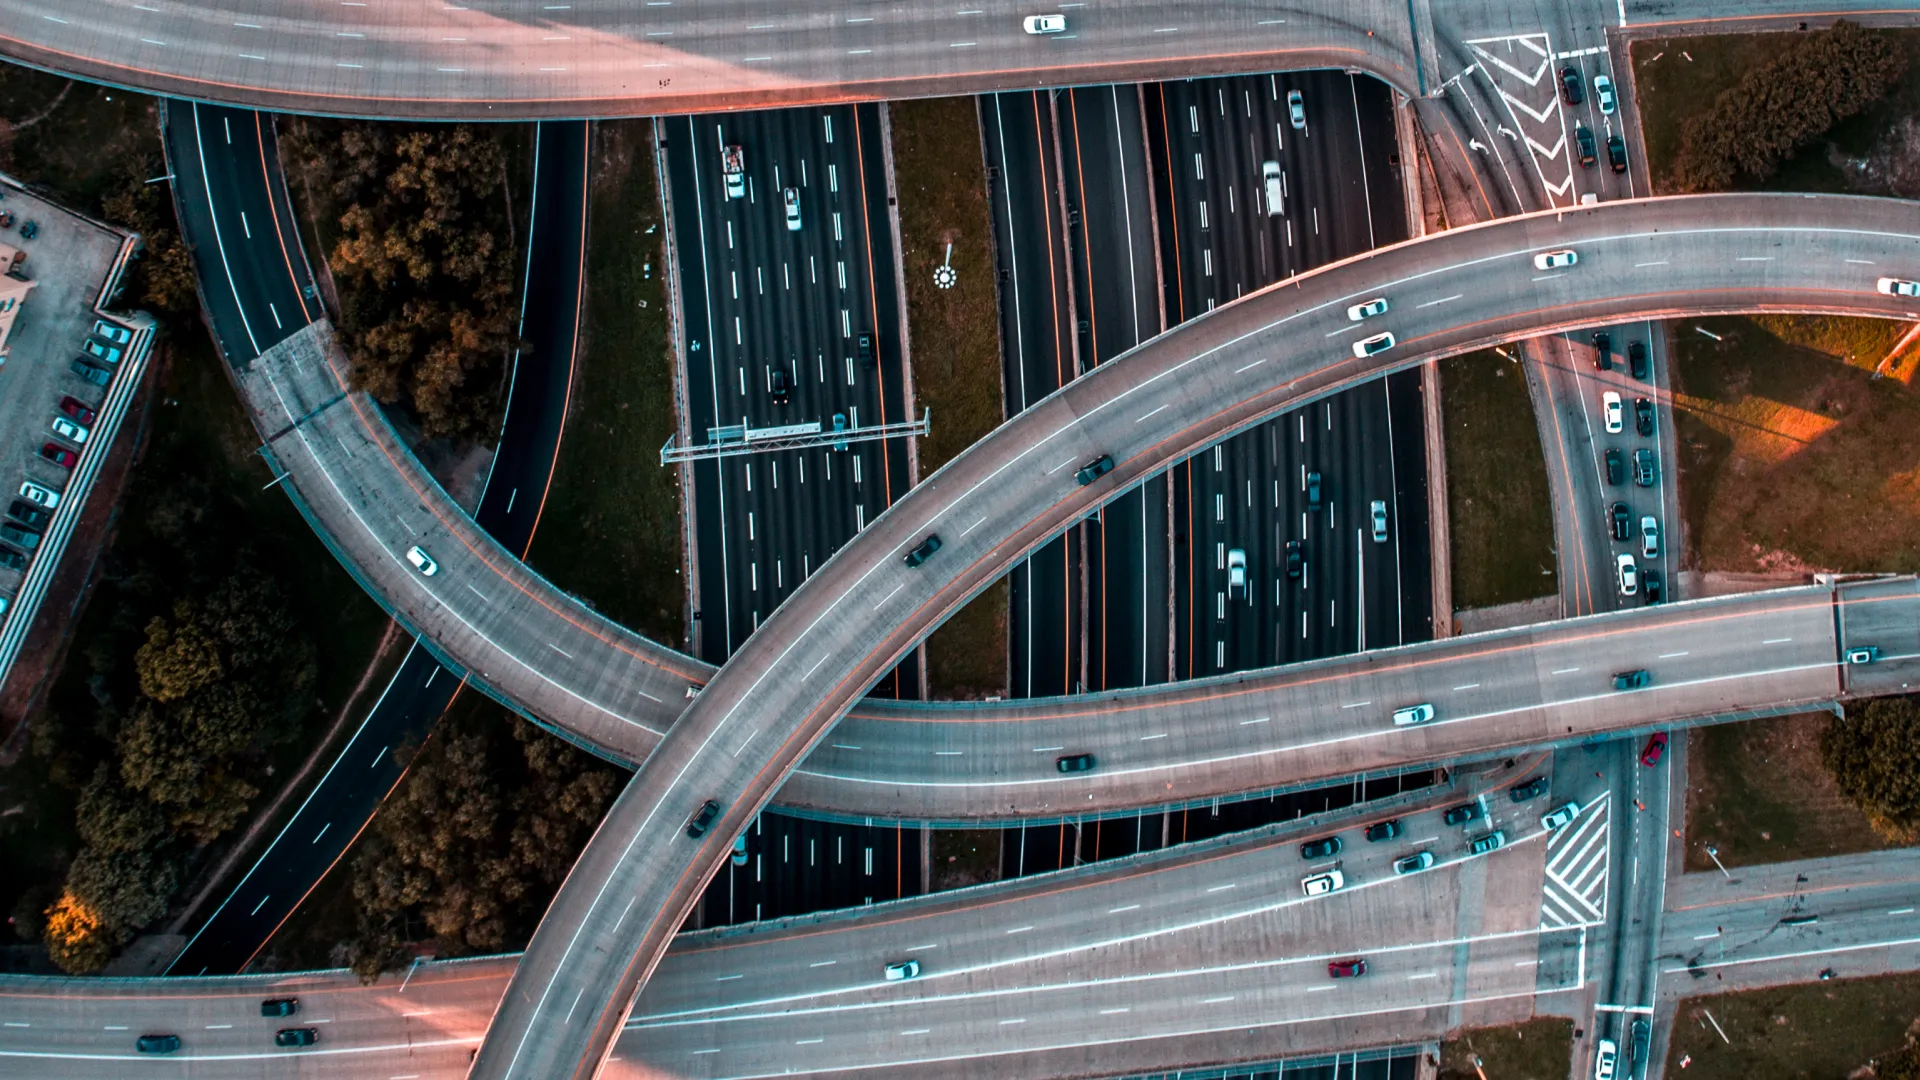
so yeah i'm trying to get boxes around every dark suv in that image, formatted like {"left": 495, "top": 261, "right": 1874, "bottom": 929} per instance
{"left": 1575, "top": 126, "right": 1597, "bottom": 168}
{"left": 1300, "top": 836, "right": 1342, "bottom": 859}
{"left": 768, "top": 368, "right": 792, "bottom": 404}
{"left": 1444, "top": 802, "right": 1483, "bottom": 827}
{"left": 1635, "top": 398, "right": 1655, "bottom": 437}
{"left": 261, "top": 998, "right": 299, "bottom": 1017}
{"left": 1560, "top": 65, "right": 1584, "bottom": 105}
{"left": 1364, "top": 818, "right": 1402, "bottom": 842}
{"left": 1055, "top": 752, "right": 1095, "bottom": 773}
{"left": 685, "top": 799, "right": 721, "bottom": 839}
{"left": 1629, "top": 340, "right": 1649, "bottom": 380}
{"left": 1285, "top": 539, "right": 1304, "bottom": 579}
{"left": 7, "top": 501, "right": 50, "bottom": 529}
{"left": 1613, "top": 669, "right": 1652, "bottom": 690}
{"left": 1075, "top": 454, "right": 1114, "bottom": 485}
{"left": 1607, "top": 134, "right": 1628, "bottom": 174}
{"left": 1605, "top": 448, "right": 1625, "bottom": 486}
{"left": 904, "top": 534, "right": 943, "bottom": 567}
{"left": 1509, "top": 776, "right": 1550, "bottom": 802}
{"left": 1610, "top": 501, "right": 1631, "bottom": 541}
{"left": 274, "top": 1028, "right": 319, "bottom": 1048}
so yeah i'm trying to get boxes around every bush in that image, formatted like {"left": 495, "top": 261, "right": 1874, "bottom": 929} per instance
{"left": 1821, "top": 695, "right": 1920, "bottom": 838}
{"left": 1673, "top": 21, "right": 1908, "bottom": 191}
{"left": 280, "top": 121, "right": 522, "bottom": 443}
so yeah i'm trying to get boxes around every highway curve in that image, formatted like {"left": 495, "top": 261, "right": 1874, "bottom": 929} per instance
{"left": 470, "top": 193, "right": 1920, "bottom": 1078}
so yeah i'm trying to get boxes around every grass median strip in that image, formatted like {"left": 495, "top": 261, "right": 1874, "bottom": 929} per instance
{"left": 890, "top": 97, "right": 1007, "bottom": 698}
{"left": 1439, "top": 350, "right": 1557, "bottom": 612}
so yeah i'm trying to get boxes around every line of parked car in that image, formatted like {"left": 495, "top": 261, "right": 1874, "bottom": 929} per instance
{"left": 0, "top": 321, "right": 120, "bottom": 577}
{"left": 1591, "top": 331, "right": 1665, "bottom": 602}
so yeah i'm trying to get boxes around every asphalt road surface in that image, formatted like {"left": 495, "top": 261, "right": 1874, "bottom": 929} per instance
{"left": 161, "top": 115, "right": 589, "bottom": 974}
{"left": 470, "top": 194, "right": 1920, "bottom": 1080}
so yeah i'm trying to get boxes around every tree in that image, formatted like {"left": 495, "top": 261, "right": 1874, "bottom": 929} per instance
{"left": 74, "top": 764, "right": 168, "bottom": 855}
{"left": 1673, "top": 21, "right": 1908, "bottom": 191}
{"left": 65, "top": 845, "right": 175, "bottom": 935}
{"left": 42, "top": 890, "right": 115, "bottom": 974}
{"left": 133, "top": 607, "right": 224, "bottom": 703}
{"left": 1821, "top": 695, "right": 1920, "bottom": 837}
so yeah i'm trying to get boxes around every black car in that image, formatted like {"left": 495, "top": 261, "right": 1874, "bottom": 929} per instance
{"left": 274, "top": 1028, "right": 319, "bottom": 1048}
{"left": 0, "top": 547, "right": 26, "bottom": 572}
{"left": 70, "top": 358, "right": 112, "bottom": 387}
{"left": 136, "top": 1034, "right": 181, "bottom": 1054}
{"left": 1575, "top": 125, "right": 1597, "bottom": 168}
{"left": 261, "top": 998, "right": 299, "bottom": 1018}
{"left": 1306, "top": 470, "right": 1323, "bottom": 510}
{"left": 1610, "top": 501, "right": 1631, "bottom": 541}
{"left": 1364, "top": 818, "right": 1402, "bottom": 843}
{"left": 1635, "top": 398, "right": 1655, "bottom": 437}
{"left": 1300, "top": 836, "right": 1342, "bottom": 859}
{"left": 1075, "top": 454, "right": 1115, "bottom": 485}
{"left": 1443, "top": 802, "right": 1483, "bottom": 827}
{"left": 1509, "top": 776, "right": 1550, "bottom": 802}
{"left": 1607, "top": 134, "right": 1628, "bottom": 174}
{"left": 1056, "top": 752, "right": 1096, "bottom": 773}
{"left": 1634, "top": 447, "right": 1657, "bottom": 487}
{"left": 1560, "top": 65, "right": 1584, "bottom": 105}
{"left": 857, "top": 331, "right": 874, "bottom": 363}
{"left": 1629, "top": 340, "right": 1649, "bottom": 380}
{"left": 1285, "top": 539, "right": 1304, "bottom": 580}
{"left": 1643, "top": 568, "right": 1665, "bottom": 604}
{"left": 685, "top": 799, "right": 721, "bottom": 839}
{"left": 1605, "top": 447, "right": 1625, "bottom": 486}
{"left": 0, "top": 523, "right": 41, "bottom": 551}
{"left": 904, "top": 534, "right": 943, "bottom": 568}
{"left": 769, "top": 368, "right": 792, "bottom": 404}
{"left": 7, "top": 500, "right": 49, "bottom": 529}
{"left": 1592, "top": 330, "right": 1612, "bottom": 365}
{"left": 1613, "top": 669, "right": 1652, "bottom": 690}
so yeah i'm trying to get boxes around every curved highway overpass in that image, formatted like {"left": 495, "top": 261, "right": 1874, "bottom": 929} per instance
{"left": 0, "top": 782, "right": 1566, "bottom": 1078}
{"left": 0, "top": 0, "right": 1414, "bottom": 120}
{"left": 472, "top": 194, "right": 1920, "bottom": 1078}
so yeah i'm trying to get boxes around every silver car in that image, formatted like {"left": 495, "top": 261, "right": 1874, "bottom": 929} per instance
{"left": 1369, "top": 500, "right": 1389, "bottom": 543}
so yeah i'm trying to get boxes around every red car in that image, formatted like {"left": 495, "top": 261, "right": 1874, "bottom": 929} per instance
{"left": 40, "top": 443, "right": 77, "bottom": 468}
{"left": 1640, "top": 732, "right": 1668, "bottom": 767}
{"left": 1328, "top": 958, "right": 1368, "bottom": 979}
{"left": 59, "top": 396, "right": 97, "bottom": 424}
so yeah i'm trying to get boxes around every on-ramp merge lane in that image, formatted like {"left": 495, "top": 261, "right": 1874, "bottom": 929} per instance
{"left": 470, "top": 194, "right": 1920, "bottom": 1079}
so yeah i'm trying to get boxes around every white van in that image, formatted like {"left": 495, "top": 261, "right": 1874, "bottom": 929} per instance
{"left": 1261, "top": 161, "right": 1283, "bottom": 216}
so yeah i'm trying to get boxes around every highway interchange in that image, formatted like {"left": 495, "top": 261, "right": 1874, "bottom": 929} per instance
{"left": 5, "top": 2, "right": 1920, "bottom": 1078}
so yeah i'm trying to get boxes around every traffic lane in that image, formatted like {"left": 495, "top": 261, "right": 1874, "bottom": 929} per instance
{"left": 0, "top": 1, "right": 1424, "bottom": 121}
{"left": 167, "top": 643, "right": 458, "bottom": 975}
{"left": 1660, "top": 868, "right": 1920, "bottom": 995}
{"left": 780, "top": 583, "right": 1861, "bottom": 820}
{"left": 983, "top": 91, "right": 1073, "bottom": 414}
{"left": 237, "top": 197, "right": 1920, "bottom": 791}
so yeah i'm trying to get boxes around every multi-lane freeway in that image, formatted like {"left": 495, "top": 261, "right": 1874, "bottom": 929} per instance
{"left": 470, "top": 194, "right": 1920, "bottom": 1078}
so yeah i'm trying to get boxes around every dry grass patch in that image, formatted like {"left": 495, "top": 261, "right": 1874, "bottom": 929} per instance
{"left": 1668, "top": 972, "right": 1920, "bottom": 1080}
{"left": 1437, "top": 1017, "right": 1572, "bottom": 1080}
{"left": 1684, "top": 713, "right": 1895, "bottom": 871}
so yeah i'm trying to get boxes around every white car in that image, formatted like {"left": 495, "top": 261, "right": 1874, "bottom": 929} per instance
{"left": 1287, "top": 89, "right": 1306, "bottom": 130}
{"left": 406, "top": 545, "right": 439, "bottom": 576}
{"left": 1370, "top": 499, "right": 1389, "bottom": 543}
{"left": 1879, "top": 277, "right": 1920, "bottom": 298}
{"left": 92, "top": 320, "right": 134, "bottom": 345}
{"left": 884, "top": 959, "right": 921, "bottom": 980}
{"left": 1261, "top": 160, "right": 1283, "bottom": 216}
{"left": 1352, "top": 332, "right": 1394, "bottom": 359}
{"left": 1641, "top": 516, "right": 1659, "bottom": 558}
{"left": 1392, "top": 703, "right": 1435, "bottom": 727}
{"left": 1602, "top": 391, "right": 1622, "bottom": 434}
{"left": 1594, "top": 1038, "right": 1619, "bottom": 1080}
{"left": 1541, "top": 801, "right": 1581, "bottom": 831}
{"left": 1593, "top": 73, "right": 1617, "bottom": 115}
{"left": 783, "top": 187, "right": 802, "bottom": 231}
{"left": 1301, "top": 869, "right": 1345, "bottom": 896}
{"left": 1616, "top": 552, "right": 1638, "bottom": 596}
{"left": 1535, "top": 249, "right": 1578, "bottom": 270}
{"left": 1226, "top": 547, "right": 1247, "bottom": 598}
{"left": 1347, "top": 297, "right": 1388, "bottom": 321}
{"left": 18, "top": 481, "right": 60, "bottom": 509}
{"left": 1022, "top": 13, "right": 1065, "bottom": 33}
{"left": 50, "top": 417, "right": 89, "bottom": 445}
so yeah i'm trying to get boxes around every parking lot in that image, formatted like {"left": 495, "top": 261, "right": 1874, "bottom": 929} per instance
{"left": 0, "top": 177, "right": 150, "bottom": 628}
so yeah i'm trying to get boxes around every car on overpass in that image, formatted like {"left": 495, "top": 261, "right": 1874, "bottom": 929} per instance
{"left": 1327, "top": 958, "right": 1367, "bottom": 978}
{"left": 1300, "top": 835, "right": 1341, "bottom": 859}
{"left": 1880, "top": 277, "right": 1920, "bottom": 298}
{"left": 1021, "top": 13, "right": 1065, "bottom": 34}
{"left": 1535, "top": 249, "right": 1577, "bottom": 271}
{"left": 1394, "top": 851, "right": 1434, "bottom": 875}
{"left": 1300, "top": 869, "right": 1344, "bottom": 896}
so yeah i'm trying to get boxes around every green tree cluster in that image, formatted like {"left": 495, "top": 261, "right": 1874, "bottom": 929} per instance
{"left": 100, "top": 152, "right": 198, "bottom": 316}
{"left": 32, "top": 569, "right": 317, "bottom": 972}
{"left": 346, "top": 703, "right": 619, "bottom": 980}
{"left": 280, "top": 120, "right": 521, "bottom": 442}
{"left": 1821, "top": 695, "right": 1920, "bottom": 839}
{"left": 1673, "top": 21, "right": 1909, "bottom": 191}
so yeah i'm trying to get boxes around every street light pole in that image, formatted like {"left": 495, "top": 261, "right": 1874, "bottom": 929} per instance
{"left": 1705, "top": 844, "right": 1732, "bottom": 879}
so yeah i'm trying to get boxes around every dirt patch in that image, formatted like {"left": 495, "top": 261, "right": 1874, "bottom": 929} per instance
{"left": 1685, "top": 712, "right": 1896, "bottom": 871}
{"left": 930, "top": 828, "right": 1001, "bottom": 891}
{"left": 1437, "top": 1017, "right": 1573, "bottom": 1080}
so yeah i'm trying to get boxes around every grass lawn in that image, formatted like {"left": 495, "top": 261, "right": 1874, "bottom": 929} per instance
{"left": 1438, "top": 1017, "right": 1573, "bottom": 1080}
{"left": 521, "top": 119, "right": 685, "bottom": 647}
{"left": 1668, "top": 314, "right": 1920, "bottom": 573}
{"left": 1684, "top": 712, "right": 1896, "bottom": 871}
{"left": 1669, "top": 971, "right": 1920, "bottom": 1080}
{"left": 1439, "top": 350, "right": 1558, "bottom": 611}
{"left": 1633, "top": 30, "right": 1920, "bottom": 197}
{"left": 889, "top": 97, "right": 1007, "bottom": 697}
